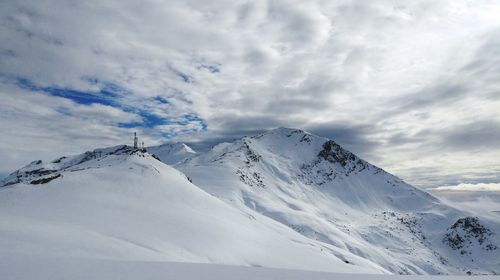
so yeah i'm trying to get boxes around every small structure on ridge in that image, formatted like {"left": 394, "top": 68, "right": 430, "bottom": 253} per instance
{"left": 133, "top": 132, "right": 138, "bottom": 149}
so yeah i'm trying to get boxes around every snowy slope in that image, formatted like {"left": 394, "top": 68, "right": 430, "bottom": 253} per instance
{"left": 0, "top": 145, "right": 384, "bottom": 274}
{"left": 1, "top": 129, "right": 498, "bottom": 276}
{"left": 177, "top": 128, "right": 499, "bottom": 275}
{"left": 146, "top": 142, "right": 196, "bottom": 165}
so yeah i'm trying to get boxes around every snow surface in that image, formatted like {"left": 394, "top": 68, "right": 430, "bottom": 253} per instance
{"left": 147, "top": 142, "right": 197, "bottom": 165}
{"left": 0, "top": 145, "right": 383, "bottom": 275}
{"left": 1, "top": 255, "right": 498, "bottom": 280}
{"left": 1, "top": 128, "right": 498, "bottom": 277}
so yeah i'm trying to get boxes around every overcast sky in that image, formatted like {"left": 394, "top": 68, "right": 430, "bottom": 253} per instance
{"left": 1, "top": 0, "right": 499, "bottom": 190}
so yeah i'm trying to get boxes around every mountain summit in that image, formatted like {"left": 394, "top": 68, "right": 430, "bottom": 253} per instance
{"left": 176, "top": 127, "right": 499, "bottom": 274}
{"left": 146, "top": 142, "right": 196, "bottom": 165}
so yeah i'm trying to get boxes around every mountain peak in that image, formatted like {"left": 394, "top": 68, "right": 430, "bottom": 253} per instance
{"left": 187, "top": 127, "right": 372, "bottom": 182}
{"left": 254, "top": 127, "right": 312, "bottom": 139}
{"left": 248, "top": 127, "right": 322, "bottom": 150}
{"left": 0, "top": 145, "right": 155, "bottom": 187}
{"left": 147, "top": 142, "right": 196, "bottom": 165}
{"left": 156, "top": 142, "right": 194, "bottom": 152}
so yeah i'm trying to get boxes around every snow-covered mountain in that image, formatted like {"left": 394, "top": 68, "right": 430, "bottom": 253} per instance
{"left": 176, "top": 128, "right": 499, "bottom": 275}
{"left": 0, "top": 145, "right": 383, "bottom": 274}
{"left": 146, "top": 142, "right": 196, "bottom": 165}
{"left": 1, "top": 128, "right": 498, "bottom": 276}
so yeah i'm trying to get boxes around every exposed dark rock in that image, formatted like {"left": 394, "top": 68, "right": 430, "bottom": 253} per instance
{"left": 236, "top": 168, "right": 265, "bottom": 188}
{"left": 318, "top": 140, "right": 355, "bottom": 167}
{"left": 443, "top": 217, "right": 497, "bottom": 252}
{"left": 25, "top": 168, "right": 57, "bottom": 176}
{"left": 51, "top": 157, "right": 67, "bottom": 163}
{"left": 30, "top": 174, "right": 62, "bottom": 185}
{"left": 300, "top": 134, "right": 312, "bottom": 143}
{"left": 151, "top": 153, "right": 161, "bottom": 161}
{"left": 242, "top": 141, "right": 261, "bottom": 163}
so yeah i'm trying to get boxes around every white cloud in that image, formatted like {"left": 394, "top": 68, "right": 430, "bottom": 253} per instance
{"left": 432, "top": 183, "right": 500, "bottom": 192}
{"left": 156, "top": 123, "right": 205, "bottom": 135}
{"left": 430, "top": 188, "right": 500, "bottom": 219}
{"left": 0, "top": 0, "right": 499, "bottom": 187}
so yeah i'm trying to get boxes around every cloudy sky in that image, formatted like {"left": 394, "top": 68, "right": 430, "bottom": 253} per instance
{"left": 1, "top": 0, "right": 499, "bottom": 190}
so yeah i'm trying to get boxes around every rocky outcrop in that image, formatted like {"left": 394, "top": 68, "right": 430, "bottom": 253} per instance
{"left": 443, "top": 217, "right": 497, "bottom": 255}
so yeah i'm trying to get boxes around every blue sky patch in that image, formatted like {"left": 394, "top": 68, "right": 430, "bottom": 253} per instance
{"left": 14, "top": 77, "right": 207, "bottom": 138}
{"left": 15, "top": 77, "right": 119, "bottom": 107}
{"left": 154, "top": 96, "right": 170, "bottom": 104}
{"left": 182, "top": 113, "right": 208, "bottom": 130}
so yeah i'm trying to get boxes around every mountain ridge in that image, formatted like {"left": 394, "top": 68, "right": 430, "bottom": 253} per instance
{"left": 1, "top": 127, "right": 498, "bottom": 275}
{"left": 0, "top": 145, "right": 382, "bottom": 273}
{"left": 176, "top": 127, "right": 499, "bottom": 274}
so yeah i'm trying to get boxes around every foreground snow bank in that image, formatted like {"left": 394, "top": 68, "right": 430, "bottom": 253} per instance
{"left": 1, "top": 255, "right": 497, "bottom": 280}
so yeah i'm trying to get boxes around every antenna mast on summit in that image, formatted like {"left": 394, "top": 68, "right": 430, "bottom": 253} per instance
{"left": 133, "top": 132, "right": 138, "bottom": 149}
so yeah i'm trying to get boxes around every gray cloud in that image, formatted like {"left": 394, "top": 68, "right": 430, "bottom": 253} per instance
{"left": 0, "top": 0, "right": 500, "bottom": 188}
{"left": 432, "top": 183, "right": 500, "bottom": 192}
{"left": 395, "top": 83, "right": 469, "bottom": 114}
{"left": 430, "top": 190, "right": 500, "bottom": 218}
{"left": 438, "top": 120, "right": 500, "bottom": 150}
{"left": 305, "top": 123, "right": 381, "bottom": 158}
